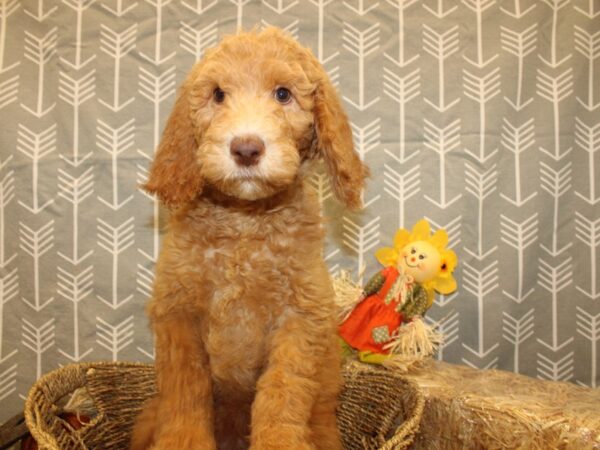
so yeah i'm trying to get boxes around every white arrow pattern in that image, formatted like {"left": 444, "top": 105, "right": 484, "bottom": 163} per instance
{"left": 17, "top": 124, "right": 57, "bottom": 214}
{"left": 97, "top": 217, "right": 135, "bottom": 309}
{"left": 0, "top": 157, "right": 15, "bottom": 268}
{"left": 96, "top": 119, "right": 135, "bottom": 209}
{"left": 462, "top": 0, "right": 498, "bottom": 68}
{"left": 308, "top": 167, "right": 333, "bottom": 207}
{"left": 574, "top": 26, "right": 600, "bottom": 111}
{"left": 0, "top": 0, "right": 20, "bottom": 73}
{"left": 537, "top": 256, "right": 574, "bottom": 352}
{"left": 423, "top": 119, "right": 461, "bottom": 208}
{"left": 574, "top": 117, "right": 600, "bottom": 204}
{"left": 430, "top": 311, "right": 459, "bottom": 361}
{"left": 464, "top": 163, "right": 498, "bottom": 260}
{"left": 342, "top": 216, "right": 380, "bottom": 282}
{"left": 500, "top": 214, "right": 538, "bottom": 303}
{"left": 0, "top": 268, "right": 18, "bottom": 364}
{"left": 61, "top": 0, "right": 97, "bottom": 70}
{"left": 383, "top": 67, "right": 420, "bottom": 163}
{"left": 501, "top": 24, "right": 536, "bottom": 110}
{"left": 21, "top": 28, "right": 57, "bottom": 117}
{"left": 25, "top": 0, "right": 59, "bottom": 21}
{"left": 0, "top": 75, "right": 19, "bottom": 110}
{"left": 500, "top": 0, "right": 536, "bottom": 18}
{"left": 57, "top": 167, "right": 95, "bottom": 265}
{"left": 102, "top": 0, "right": 138, "bottom": 16}
{"left": 575, "top": 213, "right": 600, "bottom": 300}
{"left": 180, "top": 20, "right": 218, "bottom": 62}
{"left": 0, "top": 365, "right": 17, "bottom": 403}
{"left": 576, "top": 307, "right": 600, "bottom": 388}
{"left": 537, "top": 351, "right": 574, "bottom": 382}
{"left": 500, "top": 118, "right": 537, "bottom": 206}
{"left": 21, "top": 318, "right": 55, "bottom": 380}
{"left": 503, "top": 308, "right": 534, "bottom": 373}
{"left": 96, "top": 316, "right": 134, "bottom": 361}
{"left": 463, "top": 67, "right": 501, "bottom": 163}
{"left": 342, "top": 22, "right": 380, "bottom": 111}
{"left": 57, "top": 265, "right": 94, "bottom": 362}
{"left": 539, "top": 0, "right": 572, "bottom": 68}
{"left": 384, "top": 0, "right": 419, "bottom": 67}
{"left": 536, "top": 67, "right": 573, "bottom": 161}
{"left": 423, "top": 24, "right": 460, "bottom": 112}
{"left": 19, "top": 221, "right": 55, "bottom": 312}
{"left": 539, "top": 161, "right": 572, "bottom": 256}
{"left": 139, "top": 0, "right": 175, "bottom": 65}
{"left": 383, "top": 164, "right": 420, "bottom": 229}
{"left": 99, "top": 23, "right": 137, "bottom": 111}
{"left": 59, "top": 69, "right": 96, "bottom": 166}
{"left": 462, "top": 259, "right": 500, "bottom": 368}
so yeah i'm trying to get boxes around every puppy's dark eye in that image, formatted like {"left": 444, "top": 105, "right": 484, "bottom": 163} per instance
{"left": 213, "top": 87, "right": 225, "bottom": 103}
{"left": 274, "top": 87, "right": 292, "bottom": 104}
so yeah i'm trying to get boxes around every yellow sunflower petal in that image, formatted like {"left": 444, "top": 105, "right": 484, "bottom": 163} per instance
{"left": 443, "top": 250, "right": 458, "bottom": 272}
{"left": 411, "top": 219, "right": 431, "bottom": 241}
{"left": 375, "top": 247, "right": 398, "bottom": 267}
{"left": 434, "top": 275, "right": 457, "bottom": 295}
{"left": 393, "top": 229, "right": 411, "bottom": 251}
{"left": 431, "top": 228, "right": 449, "bottom": 250}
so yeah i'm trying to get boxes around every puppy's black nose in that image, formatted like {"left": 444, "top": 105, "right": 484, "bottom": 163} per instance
{"left": 230, "top": 135, "right": 265, "bottom": 167}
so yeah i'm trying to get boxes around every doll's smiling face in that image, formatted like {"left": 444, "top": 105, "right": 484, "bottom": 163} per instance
{"left": 397, "top": 240, "right": 441, "bottom": 283}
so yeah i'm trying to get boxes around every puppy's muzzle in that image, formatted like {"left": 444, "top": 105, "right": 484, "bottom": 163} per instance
{"left": 230, "top": 135, "right": 265, "bottom": 167}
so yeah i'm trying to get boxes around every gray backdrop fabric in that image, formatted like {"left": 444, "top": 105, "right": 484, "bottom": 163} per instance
{"left": 0, "top": 0, "right": 599, "bottom": 421}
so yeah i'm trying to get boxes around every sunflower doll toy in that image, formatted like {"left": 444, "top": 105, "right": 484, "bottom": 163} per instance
{"left": 336, "top": 219, "right": 458, "bottom": 370}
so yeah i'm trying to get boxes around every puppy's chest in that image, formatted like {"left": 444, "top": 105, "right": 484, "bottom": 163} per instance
{"left": 204, "top": 289, "right": 284, "bottom": 393}
{"left": 201, "top": 239, "right": 292, "bottom": 391}
{"left": 202, "top": 234, "right": 295, "bottom": 299}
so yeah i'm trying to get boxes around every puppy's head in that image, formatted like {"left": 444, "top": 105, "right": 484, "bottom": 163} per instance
{"left": 144, "top": 27, "right": 368, "bottom": 208}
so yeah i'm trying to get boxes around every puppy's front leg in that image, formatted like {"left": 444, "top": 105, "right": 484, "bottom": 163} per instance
{"left": 249, "top": 313, "right": 331, "bottom": 450}
{"left": 150, "top": 312, "right": 217, "bottom": 450}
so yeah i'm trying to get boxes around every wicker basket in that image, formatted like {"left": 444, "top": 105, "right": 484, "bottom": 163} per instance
{"left": 24, "top": 361, "right": 423, "bottom": 450}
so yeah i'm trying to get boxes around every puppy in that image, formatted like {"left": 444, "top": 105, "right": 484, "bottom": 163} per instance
{"left": 130, "top": 27, "right": 368, "bottom": 450}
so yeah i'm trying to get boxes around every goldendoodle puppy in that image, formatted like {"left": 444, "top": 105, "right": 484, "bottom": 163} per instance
{"left": 130, "top": 27, "right": 368, "bottom": 450}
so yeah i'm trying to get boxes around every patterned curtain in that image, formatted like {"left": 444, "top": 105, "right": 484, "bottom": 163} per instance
{"left": 0, "top": 0, "right": 598, "bottom": 421}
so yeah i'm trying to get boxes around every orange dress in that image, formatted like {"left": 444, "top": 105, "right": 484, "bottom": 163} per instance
{"left": 338, "top": 266, "right": 403, "bottom": 354}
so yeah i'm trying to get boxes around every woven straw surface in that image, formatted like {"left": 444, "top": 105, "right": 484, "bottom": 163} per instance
{"left": 339, "top": 362, "right": 424, "bottom": 450}
{"left": 24, "top": 361, "right": 422, "bottom": 450}
{"left": 405, "top": 360, "right": 600, "bottom": 450}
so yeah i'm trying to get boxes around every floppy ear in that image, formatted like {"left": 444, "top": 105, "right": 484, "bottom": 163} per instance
{"left": 310, "top": 59, "right": 369, "bottom": 210}
{"left": 143, "top": 81, "right": 203, "bottom": 207}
